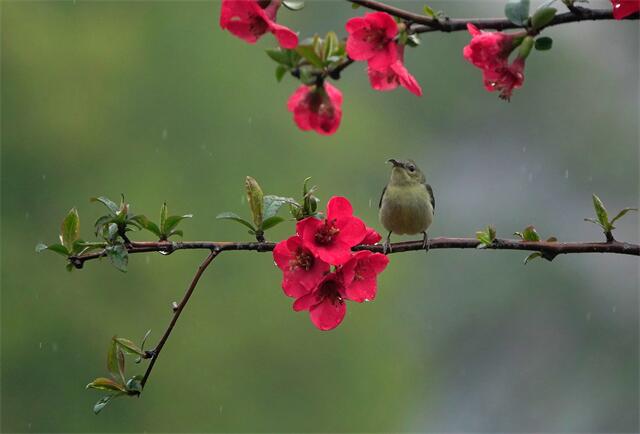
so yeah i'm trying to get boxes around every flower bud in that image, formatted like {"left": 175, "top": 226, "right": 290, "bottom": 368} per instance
{"left": 245, "top": 176, "right": 264, "bottom": 228}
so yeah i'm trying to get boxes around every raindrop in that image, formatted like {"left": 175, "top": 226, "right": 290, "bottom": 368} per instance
{"left": 564, "top": 169, "right": 569, "bottom": 179}
{"left": 248, "top": 117, "right": 253, "bottom": 125}
{"left": 159, "top": 251, "right": 171, "bottom": 256}
{"left": 161, "top": 129, "right": 168, "bottom": 140}
{"left": 38, "top": 342, "right": 43, "bottom": 350}
{"left": 219, "top": 405, "right": 223, "bottom": 414}
{"left": 528, "top": 172, "right": 533, "bottom": 183}
{"left": 25, "top": 212, "right": 30, "bottom": 220}
{"left": 522, "top": 146, "right": 526, "bottom": 153}
{"left": 145, "top": 256, "right": 151, "bottom": 264}
{"left": 42, "top": 174, "right": 47, "bottom": 181}
{"left": 368, "top": 198, "right": 372, "bottom": 208}
{"left": 612, "top": 305, "right": 617, "bottom": 313}
{"left": 364, "top": 298, "right": 370, "bottom": 302}
{"left": 586, "top": 312, "right": 592, "bottom": 321}
{"left": 51, "top": 342, "right": 59, "bottom": 352}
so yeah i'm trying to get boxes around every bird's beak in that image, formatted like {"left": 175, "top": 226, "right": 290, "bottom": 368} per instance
{"left": 386, "top": 159, "right": 402, "bottom": 167}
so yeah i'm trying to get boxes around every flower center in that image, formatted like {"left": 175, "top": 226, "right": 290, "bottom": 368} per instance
{"left": 293, "top": 248, "right": 314, "bottom": 271}
{"left": 318, "top": 279, "right": 343, "bottom": 304}
{"left": 314, "top": 219, "right": 340, "bottom": 245}
{"left": 364, "top": 29, "right": 389, "bottom": 50}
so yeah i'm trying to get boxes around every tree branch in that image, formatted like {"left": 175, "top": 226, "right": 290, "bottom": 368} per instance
{"left": 347, "top": 0, "right": 638, "bottom": 33}
{"left": 69, "top": 237, "right": 639, "bottom": 270}
{"left": 140, "top": 248, "right": 220, "bottom": 390}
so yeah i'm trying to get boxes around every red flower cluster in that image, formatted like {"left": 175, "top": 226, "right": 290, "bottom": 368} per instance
{"left": 345, "top": 12, "right": 423, "bottom": 96}
{"left": 463, "top": 24, "right": 525, "bottom": 101}
{"left": 611, "top": 0, "right": 640, "bottom": 19}
{"left": 220, "top": 0, "right": 298, "bottom": 49}
{"left": 273, "top": 197, "right": 388, "bottom": 330}
{"left": 287, "top": 83, "right": 343, "bottom": 135}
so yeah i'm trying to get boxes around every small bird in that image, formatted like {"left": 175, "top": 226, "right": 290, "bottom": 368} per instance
{"left": 379, "top": 159, "right": 435, "bottom": 253}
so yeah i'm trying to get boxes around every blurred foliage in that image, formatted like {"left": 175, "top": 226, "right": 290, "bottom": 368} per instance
{"left": 2, "top": 1, "right": 638, "bottom": 432}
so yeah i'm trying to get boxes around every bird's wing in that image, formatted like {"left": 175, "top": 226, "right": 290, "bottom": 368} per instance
{"left": 378, "top": 185, "right": 387, "bottom": 209}
{"left": 425, "top": 183, "right": 435, "bottom": 213}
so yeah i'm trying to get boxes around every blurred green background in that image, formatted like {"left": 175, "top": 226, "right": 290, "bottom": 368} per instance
{"left": 2, "top": 0, "right": 638, "bottom": 432}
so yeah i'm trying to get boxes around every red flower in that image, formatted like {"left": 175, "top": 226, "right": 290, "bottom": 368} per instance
{"left": 273, "top": 235, "right": 330, "bottom": 298}
{"left": 293, "top": 272, "right": 347, "bottom": 330}
{"left": 463, "top": 24, "right": 515, "bottom": 72}
{"left": 220, "top": 0, "right": 298, "bottom": 49}
{"left": 367, "top": 43, "right": 423, "bottom": 96}
{"left": 340, "top": 250, "right": 389, "bottom": 303}
{"left": 345, "top": 12, "right": 398, "bottom": 69}
{"left": 361, "top": 226, "right": 382, "bottom": 245}
{"left": 287, "top": 83, "right": 343, "bottom": 135}
{"left": 611, "top": 0, "right": 640, "bottom": 19}
{"left": 483, "top": 57, "right": 525, "bottom": 101}
{"left": 297, "top": 196, "right": 367, "bottom": 265}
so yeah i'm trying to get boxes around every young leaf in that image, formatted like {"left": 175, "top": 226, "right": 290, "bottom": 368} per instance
{"left": 524, "top": 252, "right": 542, "bottom": 264}
{"left": 35, "top": 243, "right": 69, "bottom": 256}
{"left": 535, "top": 36, "right": 553, "bottom": 51}
{"left": 323, "top": 31, "right": 339, "bottom": 61}
{"left": 476, "top": 225, "right": 496, "bottom": 248}
{"left": 423, "top": 5, "right": 436, "bottom": 17}
{"left": 164, "top": 214, "right": 192, "bottom": 234}
{"left": 275, "top": 65, "right": 288, "bottom": 82}
{"left": 216, "top": 212, "right": 256, "bottom": 231}
{"left": 263, "top": 195, "right": 297, "bottom": 220}
{"left": 131, "top": 215, "right": 162, "bottom": 238}
{"left": 114, "top": 337, "right": 146, "bottom": 357}
{"left": 295, "top": 45, "right": 324, "bottom": 68}
{"left": 261, "top": 216, "right": 286, "bottom": 231}
{"left": 266, "top": 48, "right": 292, "bottom": 65}
{"left": 86, "top": 377, "right": 127, "bottom": 393}
{"left": 609, "top": 207, "right": 638, "bottom": 227}
{"left": 61, "top": 208, "right": 80, "bottom": 252}
{"left": 521, "top": 225, "right": 540, "bottom": 241}
{"left": 531, "top": 7, "right": 556, "bottom": 29}
{"left": 107, "top": 338, "right": 123, "bottom": 383}
{"left": 90, "top": 196, "right": 119, "bottom": 215}
{"left": 160, "top": 202, "right": 168, "bottom": 232}
{"left": 505, "top": 0, "right": 530, "bottom": 26}
{"left": 106, "top": 244, "right": 128, "bottom": 272}
{"left": 245, "top": 176, "right": 264, "bottom": 228}
{"left": 592, "top": 194, "right": 610, "bottom": 229}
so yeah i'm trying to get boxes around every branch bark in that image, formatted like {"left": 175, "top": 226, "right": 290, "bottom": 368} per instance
{"left": 69, "top": 237, "right": 640, "bottom": 270}
{"left": 140, "top": 249, "right": 220, "bottom": 389}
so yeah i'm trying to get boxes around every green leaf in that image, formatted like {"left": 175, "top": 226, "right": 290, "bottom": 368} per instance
{"left": 524, "top": 252, "right": 542, "bottom": 264}
{"left": 91, "top": 196, "right": 119, "bottom": 215}
{"left": 86, "top": 377, "right": 127, "bottom": 392}
{"left": 263, "top": 195, "right": 297, "bottom": 220}
{"left": 518, "top": 36, "right": 534, "bottom": 58}
{"left": 476, "top": 225, "right": 497, "bottom": 248}
{"left": 609, "top": 207, "right": 638, "bottom": 227}
{"left": 295, "top": 45, "right": 324, "bottom": 68}
{"left": 531, "top": 7, "right": 556, "bottom": 29}
{"left": 266, "top": 48, "right": 292, "bottom": 65}
{"left": 107, "top": 338, "right": 123, "bottom": 383}
{"left": 35, "top": 243, "right": 69, "bottom": 256}
{"left": 164, "top": 214, "right": 192, "bottom": 234}
{"left": 505, "top": 0, "right": 530, "bottom": 26}
{"left": 61, "top": 208, "right": 80, "bottom": 252}
{"left": 534, "top": 36, "right": 553, "bottom": 51}
{"left": 245, "top": 176, "right": 264, "bottom": 228}
{"left": 583, "top": 217, "right": 602, "bottom": 227}
{"left": 106, "top": 244, "right": 128, "bottom": 272}
{"left": 216, "top": 212, "right": 256, "bottom": 231}
{"left": 114, "top": 337, "right": 145, "bottom": 357}
{"left": 592, "top": 194, "right": 610, "bottom": 229}
{"left": 160, "top": 202, "right": 168, "bottom": 232}
{"left": 282, "top": 0, "right": 304, "bottom": 10}
{"left": 131, "top": 215, "right": 162, "bottom": 237}
{"left": 423, "top": 5, "right": 436, "bottom": 17}
{"left": 261, "top": 216, "right": 286, "bottom": 231}
{"left": 168, "top": 229, "right": 184, "bottom": 238}
{"left": 275, "top": 65, "right": 287, "bottom": 82}
{"left": 521, "top": 225, "right": 540, "bottom": 241}
{"left": 323, "top": 31, "right": 339, "bottom": 61}
{"left": 351, "top": 2, "right": 360, "bottom": 8}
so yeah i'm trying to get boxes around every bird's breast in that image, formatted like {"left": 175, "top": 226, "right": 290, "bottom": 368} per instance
{"left": 379, "top": 184, "right": 433, "bottom": 235}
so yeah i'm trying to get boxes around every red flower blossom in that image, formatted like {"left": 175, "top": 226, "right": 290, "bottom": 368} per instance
{"left": 340, "top": 250, "right": 389, "bottom": 303}
{"left": 361, "top": 226, "right": 382, "bottom": 245}
{"left": 287, "top": 83, "right": 343, "bottom": 135}
{"left": 297, "top": 196, "right": 367, "bottom": 265}
{"left": 220, "top": 0, "right": 298, "bottom": 49}
{"left": 273, "top": 235, "right": 330, "bottom": 298}
{"left": 367, "top": 43, "right": 423, "bottom": 96}
{"left": 345, "top": 11, "right": 398, "bottom": 69}
{"left": 293, "top": 272, "right": 347, "bottom": 330}
{"left": 463, "top": 23, "right": 515, "bottom": 72}
{"left": 611, "top": 0, "right": 640, "bottom": 19}
{"left": 482, "top": 57, "right": 525, "bottom": 101}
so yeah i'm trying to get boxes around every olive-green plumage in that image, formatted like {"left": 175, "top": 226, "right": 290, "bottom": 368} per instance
{"left": 379, "top": 159, "right": 434, "bottom": 250}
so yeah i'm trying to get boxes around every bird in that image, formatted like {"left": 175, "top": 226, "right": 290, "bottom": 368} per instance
{"left": 378, "top": 159, "right": 435, "bottom": 253}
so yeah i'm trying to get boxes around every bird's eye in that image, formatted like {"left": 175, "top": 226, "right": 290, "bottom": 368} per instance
{"left": 407, "top": 165, "right": 415, "bottom": 172}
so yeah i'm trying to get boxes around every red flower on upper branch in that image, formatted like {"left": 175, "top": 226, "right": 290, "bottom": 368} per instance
{"left": 610, "top": 0, "right": 640, "bottom": 19}
{"left": 287, "top": 83, "right": 343, "bottom": 135}
{"left": 345, "top": 11, "right": 399, "bottom": 69}
{"left": 220, "top": 0, "right": 298, "bottom": 49}
{"left": 367, "top": 43, "right": 423, "bottom": 96}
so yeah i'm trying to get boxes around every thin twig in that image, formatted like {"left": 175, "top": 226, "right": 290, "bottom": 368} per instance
{"left": 140, "top": 249, "right": 220, "bottom": 389}
{"left": 69, "top": 237, "right": 640, "bottom": 270}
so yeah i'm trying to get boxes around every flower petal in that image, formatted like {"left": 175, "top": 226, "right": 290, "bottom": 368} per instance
{"left": 326, "top": 196, "right": 354, "bottom": 220}
{"left": 309, "top": 297, "right": 346, "bottom": 330}
{"left": 292, "top": 292, "right": 320, "bottom": 311}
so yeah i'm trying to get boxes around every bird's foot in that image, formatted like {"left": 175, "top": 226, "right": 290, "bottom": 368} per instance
{"left": 383, "top": 231, "right": 393, "bottom": 254}
{"left": 422, "top": 232, "right": 429, "bottom": 254}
